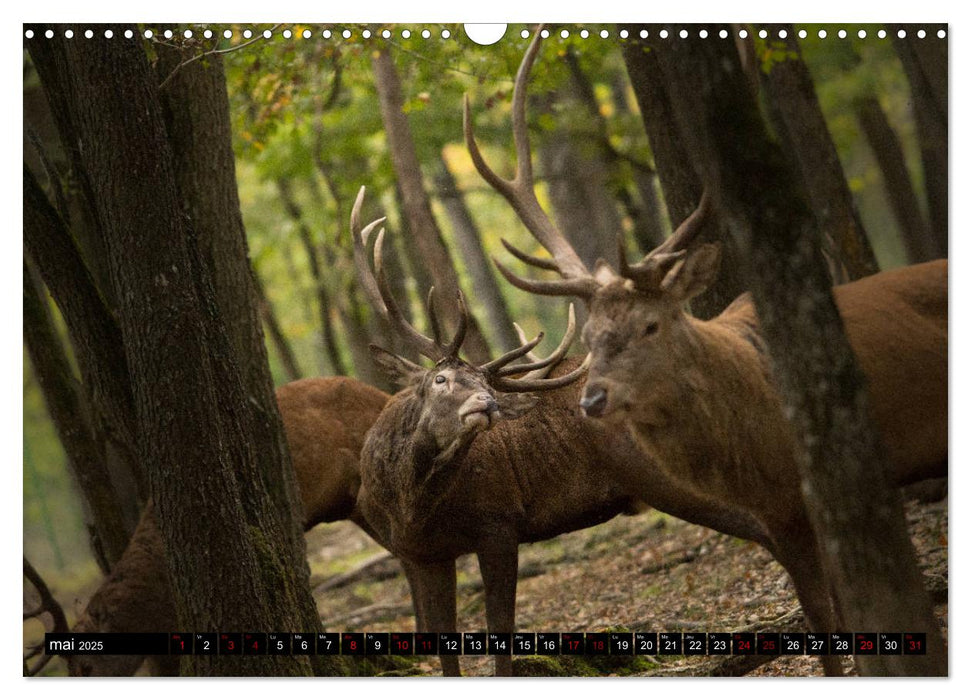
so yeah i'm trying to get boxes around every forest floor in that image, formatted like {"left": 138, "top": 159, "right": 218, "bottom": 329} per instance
{"left": 306, "top": 485, "right": 949, "bottom": 677}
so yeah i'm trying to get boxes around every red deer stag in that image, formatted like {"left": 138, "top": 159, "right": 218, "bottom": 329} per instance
{"left": 465, "top": 31, "right": 947, "bottom": 677}
{"left": 350, "top": 187, "right": 788, "bottom": 675}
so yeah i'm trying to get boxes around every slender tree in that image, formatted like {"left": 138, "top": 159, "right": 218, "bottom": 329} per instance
{"left": 855, "top": 94, "right": 939, "bottom": 262}
{"left": 620, "top": 28, "right": 746, "bottom": 319}
{"left": 535, "top": 90, "right": 624, "bottom": 270}
{"left": 433, "top": 156, "right": 521, "bottom": 352}
{"left": 564, "top": 47, "right": 665, "bottom": 252}
{"left": 252, "top": 269, "right": 304, "bottom": 382}
{"left": 23, "top": 260, "right": 131, "bottom": 572}
{"left": 653, "top": 25, "right": 945, "bottom": 676}
{"left": 276, "top": 177, "right": 347, "bottom": 375}
{"left": 757, "top": 25, "right": 879, "bottom": 280}
{"left": 891, "top": 24, "right": 947, "bottom": 255}
{"left": 826, "top": 39, "right": 940, "bottom": 262}
{"left": 372, "top": 46, "right": 492, "bottom": 363}
{"left": 23, "top": 165, "right": 145, "bottom": 504}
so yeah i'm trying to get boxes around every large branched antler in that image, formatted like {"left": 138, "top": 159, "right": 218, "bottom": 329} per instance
{"left": 466, "top": 26, "right": 713, "bottom": 298}
{"left": 484, "top": 303, "right": 592, "bottom": 392}
{"left": 351, "top": 186, "right": 468, "bottom": 363}
{"left": 617, "top": 190, "right": 713, "bottom": 292}
{"left": 351, "top": 186, "right": 589, "bottom": 390}
{"left": 464, "top": 25, "right": 601, "bottom": 299}
{"left": 24, "top": 557, "right": 70, "bottom": 676}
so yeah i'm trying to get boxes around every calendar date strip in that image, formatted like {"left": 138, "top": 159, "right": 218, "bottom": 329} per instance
{"left": 44, "top": 631, "right": 926, "bottom": 656}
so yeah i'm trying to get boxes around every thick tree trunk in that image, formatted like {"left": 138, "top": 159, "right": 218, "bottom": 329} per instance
{"left": 620, "top": 29, "right": 746, "bottom": 319}
{"left": 253, "top": 269, "right": 304, "bottom": 382}
{"left": 276, "top": 178, "right": 347, "bottom": 376}
{"left": 372, "top": 47, "right": 492, "bottom": 363}
{"left": 758, "top": 25, "right": 879, "bottom": 281}
{"left": 653, "top": 26, "right": 945, "bottom": 676}
{"left": 891, "top": 25, "right": 948, "bottom": 257}
{"left": 855, "top": 95, "right": 939, "bottom": 262}
{"left": 157, "top": 44, "right": 284, "bottom": 394}
{"left": 434, "top": 157, "right": 520, "bottom": 352}
{"left": 30, "top": 26, "right": 333, "bottom": 675}
{"left": 23, "top": 260, "right": 131, "bottom": 572}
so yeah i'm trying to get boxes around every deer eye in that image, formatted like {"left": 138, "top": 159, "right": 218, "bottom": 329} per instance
{"left": 434, "top": 375, "right": 447, "bottom": 384}
{"left": 643, "top": 321, "right": 659, "bottom": 337}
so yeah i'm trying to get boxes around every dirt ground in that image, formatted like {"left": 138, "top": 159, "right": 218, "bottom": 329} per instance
{"left": 306, "top": 490, "right": 948, "bottom": 677}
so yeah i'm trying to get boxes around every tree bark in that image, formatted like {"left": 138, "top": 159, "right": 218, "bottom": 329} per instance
{"left": 310, "top": 167, "right": 402, "bottom": 389}
{"left": 652, "top": 26, "right": 945, "bottom": 676}
{"left": 434, "top": 156, "right": 521, "bottom": 352}
{"left": 535, "top": 90, "right": 622, "bottom": 271}
{"left": 372, "top": 47, "right": 492, "bottom": 363}
{"left": 23, "top": 165, "right": 144, "bottom": 498}
{"left": 855, "top": 95, "right": 939, "bottom": 262}
{"left": 276, "top": 177, "right": 347, "bottom": 376}
{"left": 23, "top": 260, "right": 131, "bottom": 572}
{"left": 252, "top": 269, "right": 304, "bottom": 382}
{"left": 891, "top": 25, "right": 948, "bottom": 257}
{"left": 564, "top": 48, "right": 665, "bottom": 253}
{"left": 30, "top": 25, "right": 334, "bottom": 675}
{"left": 758, "top": 25, "right": 879, "bottom": 281}
{"left": 620, "top": 29, "right": 746, "bottom": 319}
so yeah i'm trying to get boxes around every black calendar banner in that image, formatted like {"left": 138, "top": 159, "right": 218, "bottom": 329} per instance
{"left": 44, "top": 632, "right": 926, "bottom": 656}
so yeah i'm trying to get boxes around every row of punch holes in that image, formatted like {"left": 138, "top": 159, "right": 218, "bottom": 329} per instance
{"left": 24, "top": 25, "right": 948, "bottom": 42}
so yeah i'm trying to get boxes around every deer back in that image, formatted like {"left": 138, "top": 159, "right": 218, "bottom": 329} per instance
{"left": 277, "top": 376, "right": 389, "bottom": 527}
{"left": 834, "top": 259, "right": 947, "bottom": 484}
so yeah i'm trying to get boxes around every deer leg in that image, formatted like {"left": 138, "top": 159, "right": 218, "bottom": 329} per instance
{"left": 400, "top": 559, "right": 427, "bottom": 631}
{"left": 410, "top": 560, "right": 460, "bottom": 677}
{"left": 772, "top": 533, "right": 843, "bottom": 677}
{"left": 476, "top": 545, "right": 519, "bottom": 677}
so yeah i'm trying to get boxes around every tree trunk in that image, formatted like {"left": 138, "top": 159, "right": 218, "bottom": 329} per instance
{"left": 23, "top": 165, "right": 145, "bottom": 501}
{"left": 653, "top": 26, "right": 945, "bottom": 676}
{"left": 891, "top": 25, "right": 948, "bottom": 257}
{"left": 758, "top": 25, "right": 879, "bottom": 281}
{"left": 564, "top": 48, "right": 665, "bottom": 253}
{"left": 276, "top": 177, "right": 347, "bottom": 376}
{"left": 536, "top": 91, "right": 622, "bottom": 271}
{"left": 433, "top": 156, "right": 520, "bottom": 352}
{"left": 26, "top": 45, "right": 115, "bottom": 309}
{"left": 855, "top": 95, "right": 939, "bottom": 262}
{"left": 30, "top": 26, "right": 335, "bottom": 675}
{"left": 310, "top": 167, "right": 402, "bottom": 389}
{"left": 620, "top": 29, "right": 746, "bottom": 319}
{"left": 372, "top": 47, "right": 492, "bottom": 363}
{"left": 23, "top": 260, "right": 131, "bottom": 572}
{"left": 252, "top": 269, "right": 304, "bottom": 382}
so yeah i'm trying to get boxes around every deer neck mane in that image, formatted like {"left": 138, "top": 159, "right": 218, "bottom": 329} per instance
{"left": 363, "top": 389, "right": 474, "bottom": 527}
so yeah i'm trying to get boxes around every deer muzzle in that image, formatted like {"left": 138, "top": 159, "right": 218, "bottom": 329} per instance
{"left": 460, "top": 393, "right": 500, "bottom": 429}
{"left": 579, "top": 385, "right": 608, "bottom": 418}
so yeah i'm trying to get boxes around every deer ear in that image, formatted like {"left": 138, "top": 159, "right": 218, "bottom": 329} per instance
{"left": 495, "top": 392, "right": 539, "bottom": 420}
{"left": 660, "top": 243, "right": 721, "bottom": 302}
{"left": 368, "top": 345, "right": 425, "bottom": 387}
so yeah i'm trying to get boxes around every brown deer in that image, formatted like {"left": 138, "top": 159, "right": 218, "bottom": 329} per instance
{"left": 465, "top": 32, "right": 947, "bottom": 677}
{"left": 350, "top": 188, "right": 789, "bottom": 675}
{"left": 65, "top": 376, "right": 389, "bottom": 676}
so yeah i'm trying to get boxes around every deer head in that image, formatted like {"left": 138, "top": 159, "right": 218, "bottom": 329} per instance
{"left": 351, "top": 187, "right": 589, "bottom": 462}
{"left": 465, "top": 27, "right": 722, "bottom": 423}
